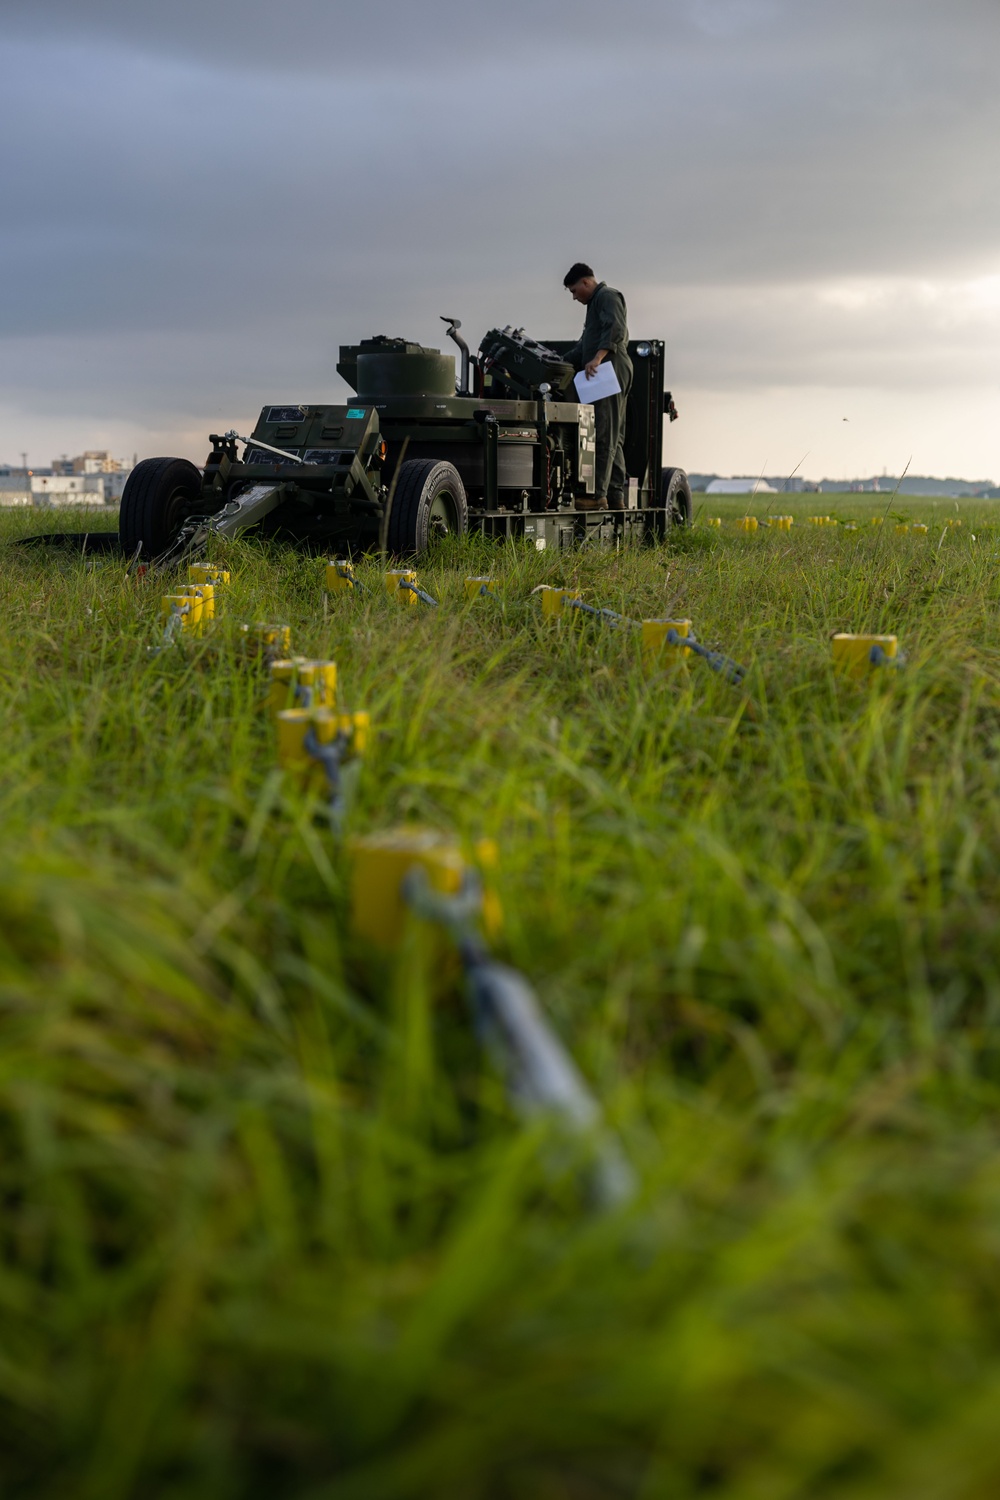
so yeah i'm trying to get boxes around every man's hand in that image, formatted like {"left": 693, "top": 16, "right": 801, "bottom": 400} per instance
{"left": 584, "top": 349, "right": 608, "bottom": 379}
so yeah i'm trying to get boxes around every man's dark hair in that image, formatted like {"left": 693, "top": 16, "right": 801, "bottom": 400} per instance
{"left": 563, "top": 262, "right": 595, "bottom": 287}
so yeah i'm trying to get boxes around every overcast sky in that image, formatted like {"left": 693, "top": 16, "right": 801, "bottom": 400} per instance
{"left": 2, "top": 0, "right": 998, "bottom": 480}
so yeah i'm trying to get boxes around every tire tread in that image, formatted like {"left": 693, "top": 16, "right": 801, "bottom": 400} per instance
{"left": 119, "top": 457, "right": 202, "bottom": 557}
{"left": 386, "top": 459, "right": 468, "bottom": 556}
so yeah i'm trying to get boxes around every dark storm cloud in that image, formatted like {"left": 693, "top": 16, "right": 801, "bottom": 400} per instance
{"left": 0, "top": 0, "right": 998, "bottom": 466}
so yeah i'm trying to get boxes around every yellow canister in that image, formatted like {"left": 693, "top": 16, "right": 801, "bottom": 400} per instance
{"left": 326, "top": 559, "right": 357, "bottom": 592}
{"left": 342, "top": 710, "right": 370, "bottom": 754}
{"left": 737, "top": 516, "right": 758, "bottom": 532}
{"left": 385, "top": 569, "right": 418, "bottom": 604}
{"left": 268, "top": 659, "right": 300, "bottom": 715}
{"left": 641, "top": 618, "right": 692, "bottom": 668}
{"left": 296, "top": 660, "right": 337, "bottom": 709}
{"left": 161, "top": 594, "right": 198, "bottom": 632}
{"left": 161, "top": 594, "right": 189, "bottom": 623}
{"left": 537, "top": 585, "right": 581, "bottom": 618}
{"left": 832, "top": 633, "right": 898, "bottom": 679}
{"left": 245, "top": 623, "right": 292, "bottom": 656}
{"left": 312, "top": 660, "right": 338, "bottom": 707}
{"left": 347, "top": 828, "right": 466, "bottom": 949}
{"left": 184, "top": 582, "right": 214, "bottom": 624}
{"left": 309, "top": 706, "right": 369, "bottom": 755}
{"left": 188, "top": 564, "right": 230, "bottom": 587}
{"left": 276, "top": 709, "right": 313, "bottom": 771}
{"left": 465, "top": 576, "right": 497, "bottom": 599}
{"left": 706, "top": 517, "right": 722, "bottom": 527}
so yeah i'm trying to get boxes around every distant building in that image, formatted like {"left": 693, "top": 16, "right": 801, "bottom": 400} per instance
{"left": 0, "top": 463, "right": 35, "bottom": 504}
{"left": 0, "top": 483, "right": 31, "bottom": 506}
{"left": 764, "top": 476, "right": 816, "bottom": 494}
{"left": 76, "top": 450, "right": 124, "bottom": 475}
{"left": 819, "top": 475, "right": 996, "bottom": 497}
{"left": 44, "top": 450, "right": 131, "bottom": 500}
{"left": 31, "top": 474, "right": 105, "bottom": 506}
{"left": 706, "top": 478, "right": 777, "bottom": 495}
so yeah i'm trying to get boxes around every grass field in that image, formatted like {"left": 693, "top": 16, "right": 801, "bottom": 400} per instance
{"left": 3, "top": 493, "right": 1000, "bottom": 1499}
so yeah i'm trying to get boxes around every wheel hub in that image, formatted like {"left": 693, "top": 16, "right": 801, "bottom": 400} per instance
{"left": 428, "top": 491, "right": 456, "bottom": 538}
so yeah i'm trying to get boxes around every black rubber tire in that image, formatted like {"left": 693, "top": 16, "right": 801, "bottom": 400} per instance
{"left": 661, "top": 467, "right": 693, "bottom": 527}
{"left": 386, "top": 458, "right": 468, "bottom": 556}
{"left": 119, "top": 457, "right": 204, "bottom": 558}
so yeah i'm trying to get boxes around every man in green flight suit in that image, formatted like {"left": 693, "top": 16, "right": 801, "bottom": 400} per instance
{"left": 562, "top": 262, "right": 633, "bottom": 511}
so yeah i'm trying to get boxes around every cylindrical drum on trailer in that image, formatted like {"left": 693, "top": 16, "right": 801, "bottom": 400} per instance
{"left": 356, "top": 349, "right": 456, "bottom": 399}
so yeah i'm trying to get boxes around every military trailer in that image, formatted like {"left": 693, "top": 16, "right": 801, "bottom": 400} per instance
{"left": 118, "top": 319, "right": 690, "bottom": 562}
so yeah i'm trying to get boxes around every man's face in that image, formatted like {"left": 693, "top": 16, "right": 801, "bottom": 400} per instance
{"left": 567, "top": 277, "right": 596, "bottom": 305}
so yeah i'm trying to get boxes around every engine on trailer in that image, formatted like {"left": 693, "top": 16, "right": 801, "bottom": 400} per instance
{"left": 478, "top": 327, "right": 576, "bottom": 402}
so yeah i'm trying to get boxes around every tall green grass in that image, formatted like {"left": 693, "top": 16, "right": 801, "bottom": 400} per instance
{"left": 3, "top": 498, "right": 1000, "bottom": 1497}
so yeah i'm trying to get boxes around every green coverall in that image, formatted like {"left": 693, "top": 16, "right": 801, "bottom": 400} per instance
{"left": 564, "top": 282, "right": 633, "bottom": 505}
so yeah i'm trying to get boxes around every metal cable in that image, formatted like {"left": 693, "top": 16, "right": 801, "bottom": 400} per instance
{"left": 148, "top": 602, "right": 189, "bottom": 655}
{"left": 566, "top": 599, "right": 633, "bottom": 628}
{"left": 398, "top": 580, "right": 439, "bottom": 607}
{"left": 667, "top": 628, "right": 747, "bottom": 686}
{"left": 401, "top": 866, "right": 635, "bottom": 1208}
{"left": 870, "top": 644, "right": 905, "bottom": 668}
{"left": 303, "top": 726, "right": 351, "bottom": 826}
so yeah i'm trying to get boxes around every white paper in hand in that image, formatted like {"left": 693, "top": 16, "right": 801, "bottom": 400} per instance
{"left": 573, "top": 362, "right": 622, "bottom": 403}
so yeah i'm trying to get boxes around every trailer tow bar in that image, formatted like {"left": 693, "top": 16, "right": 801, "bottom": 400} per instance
{"left": 151, "top": 481, "right": 288, "bottom": 570}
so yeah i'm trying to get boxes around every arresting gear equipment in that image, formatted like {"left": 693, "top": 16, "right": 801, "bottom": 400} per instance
{"left": 642, "top": 618, "right": 748, "bottom": 686}
{"left": 276, "top": 707, "right": 370, "bottom": 824}
{"left": 152, "top": 583, "right": 216, "bottom": 651}
{"left": 465, "top": 576, "right": 498, "bottom": 599}
{"left": 348, "top": 827, "right": 634, "bottom": 1209}
{"left": 151, "top": 565, "right": 228, "bottom": 653}
{"left": 641, "top": 618, "right": 692, "bottom": 669}
{"left": 538, "top": 591, "right": 748, "bottom": 687}
{"left": 349, "top": 827, "right": 491, "bottom": 949}
{"left": 384, "top": 569, "right": 439, "bottom": 607}
{"left": 188, "top": 563, "right": 230, "bottom": 587}
{"left": 268, "top": 658, "right": 338, "bottom": 715}
{"left": 666, "top": 627, "right": 746, "bottom": 686}
{"left": 241, "top": 622, "right": 292, "bottom": 663}
{"left": 535, "top": 586, "right": 626, "bottom": 627}
{"left": 536, "top": 585, "right": 582, "bottom": 619}
{"left": 326, "top": 558, "right": 362, "bottom": 594}
{"left": 832, "top": 633, "right": 901, "bottom": 678}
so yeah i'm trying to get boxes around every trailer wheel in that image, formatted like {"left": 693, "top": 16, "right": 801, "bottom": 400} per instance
{"left": 119, "top": 457, "right": 204, "bottom": 558}
{"left": 661, "top": 467, "right": 692, "bottom": 527}
{"left": 386, "top": 459, "right": 468, "bottom": 556}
